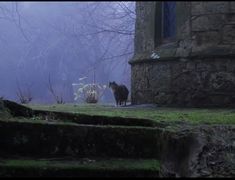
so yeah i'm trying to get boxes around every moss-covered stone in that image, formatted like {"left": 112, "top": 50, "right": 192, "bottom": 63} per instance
{"left": 0, "top": 119, "right": 167, "bottom": 158}
{"left": 0, "top": 158, "right": 160, "bottom": 177}
{"left": 0, "top": 100, "right": 234, "bottom": 177}
{"left": 29, "top": 103, "right": 235, "bottom": 125}
{"left": 32, "top": 109, "right": 162, "bottom": 127}
{"left": 2, "top": 100, "right": 33, "bottom": 117}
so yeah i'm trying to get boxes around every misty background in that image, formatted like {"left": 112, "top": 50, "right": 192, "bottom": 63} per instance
{"left": 0, "top": 2, "right": 135, "bottom": 104}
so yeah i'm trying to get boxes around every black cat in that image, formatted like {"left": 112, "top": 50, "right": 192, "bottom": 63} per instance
{"left": 109, "top": 81, "right": 129, "bottom": 106}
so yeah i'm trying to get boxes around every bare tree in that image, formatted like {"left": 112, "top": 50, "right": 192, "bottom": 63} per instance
{"left": 16, "top": 81, "right": 33, "bottom": 104}
{"left": 47, "top": 74, "right": 65, "bottom": 104}
{"left": 0, "top": 2, "right": 135, "bottom": 103}
{"left": 57, "top": 2, "right": 135, "bottom": 85}
{"left": 82, "top": 2, "right": 135, "bottom": 84}
{"left": 0, "top": 2, "right": 30, "bottom": 42}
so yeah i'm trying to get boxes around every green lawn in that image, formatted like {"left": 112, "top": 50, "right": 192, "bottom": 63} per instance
{"left": 28, "top": 103, "right": 235, "bottom": 125}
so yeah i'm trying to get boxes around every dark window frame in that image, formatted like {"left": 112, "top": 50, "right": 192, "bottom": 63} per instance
{"left": 155, "top": 1, "right": 176, "bottom": 47}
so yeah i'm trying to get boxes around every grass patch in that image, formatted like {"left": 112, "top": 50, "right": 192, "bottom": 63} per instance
{"left": 28, "top": 103, "right": 235, "bottom": 125}
{"left": 0, "top": 158, "right": 160, "bottom": 171}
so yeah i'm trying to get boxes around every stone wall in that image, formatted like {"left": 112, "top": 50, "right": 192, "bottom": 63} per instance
{"left": 134, "top": 2, "right": 156, "bottom": 54}
{"left": 131, "top": 58, "right": 235, "bottom": 107}
{"left": 190, "top": 2, "right": 235, "bottom": 55}
{"left": 130, "top": 1, "right": 235, "bottom": 107}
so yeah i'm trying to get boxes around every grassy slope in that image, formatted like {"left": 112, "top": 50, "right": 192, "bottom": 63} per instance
{"left": 28, "top": 103, "right": 235, "bottom": 125}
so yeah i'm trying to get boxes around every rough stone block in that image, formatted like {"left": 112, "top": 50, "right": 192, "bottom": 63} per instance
{"left": 194, "top": 31, "right": 220, "bottom": 46}
{"left": 175, "top": 40, "right": 191, "bottom": 57}
{"left": 204, "top": 2, "right": 228, "bottom": 14}
{"left": 222, "top": 24, "right": 235, "bottom": 44}
{"left": 226, "top": 14, "right": 235, "bottom": 22}
{"left": 191, "top": 2, "right": 205, "bottom": 15}
{"left": 177, "top": 20, "right": 190, "bottom": 39}
{"left": 192, "top": 2, "right": 228, "bottom": 15}
{"left": 192, "top": 15, "right": 226, "bottom": 31}
{"left": 231, "top": 2, "right": 235, "bottom": 12}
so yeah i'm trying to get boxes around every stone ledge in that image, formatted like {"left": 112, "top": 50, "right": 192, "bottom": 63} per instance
{"left": 129, "top": 57, "right": 180, "bottom": 65}
{"left": 129, "top": 45, "right": 180, "bottom": 65}
{"left": 129, "top": 46, "right": 235, "bottom": 65}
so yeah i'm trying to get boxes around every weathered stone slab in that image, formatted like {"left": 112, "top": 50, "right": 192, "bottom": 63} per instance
{"left": 231, "top": 2, "right": 235, "bottom": 12}
{"left": 192, "top": 2, "right": 229, "bottom": 15}
{"left": 191, "top": 2, "right": 205, "bottom": 15}
{"left": 222, "top": 24, "right": 235, "bottom": 44}
{"left": 192, "top": 31, "right": 220, "bottom": 46}
{"left": 192, "top": 15, "right": 226, "bottom": 31}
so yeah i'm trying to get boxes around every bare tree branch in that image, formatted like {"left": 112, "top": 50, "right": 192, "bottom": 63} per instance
{"left": 14, "top": 2, "right": 30, "bottom": 42}
{"left": 47, "top": 74, "right": 65, "bottom": 104}
{"left": 16, "top": 79, "right": 33, "bottom": 104}
{"left": 0, "top": 2, "right": 31, "bottom": 42}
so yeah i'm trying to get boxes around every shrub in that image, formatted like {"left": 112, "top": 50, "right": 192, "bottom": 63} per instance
{"left": 72, "top": 77, "right": 107, "bottom": 103}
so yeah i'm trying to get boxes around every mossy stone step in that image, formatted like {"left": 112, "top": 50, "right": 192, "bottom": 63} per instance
{"left": 0, "top": 119, "right": 167, "bottom": 158}
{"left": 0, "top": 158, "right": 160, "bottom": 177}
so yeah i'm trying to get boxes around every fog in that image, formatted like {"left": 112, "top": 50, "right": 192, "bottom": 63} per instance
{"left": 0, "top": 2, "right": 135, "bottom": 104}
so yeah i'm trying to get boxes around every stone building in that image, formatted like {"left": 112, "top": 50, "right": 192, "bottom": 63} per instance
{"left": 129, "top": 1, "right": 235, "bottom": 107}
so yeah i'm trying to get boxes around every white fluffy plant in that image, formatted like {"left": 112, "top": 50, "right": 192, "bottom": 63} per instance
{"left": 72, "top": 77, "right": 107, "bottom": 103}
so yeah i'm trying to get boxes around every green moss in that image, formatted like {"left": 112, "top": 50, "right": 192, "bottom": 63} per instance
{"left": 3, "top": 159, "right": 48, "bottom": 168}
{"left": 28, "top": 104, "right": 235, "bottom": 125}
{"left": 0, "top": 158, "right": 160, "bottom": 171}
{"left": 0, "top": 115, "right": 84, "bottom": 126}
{"left": 0, "top": 107, "right": 12, "bottom": 119}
